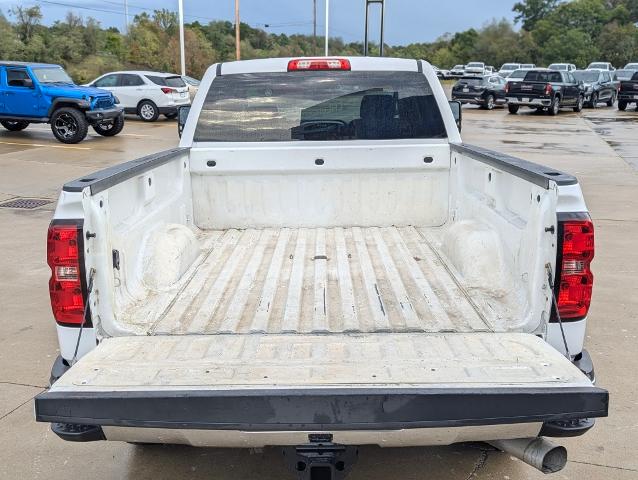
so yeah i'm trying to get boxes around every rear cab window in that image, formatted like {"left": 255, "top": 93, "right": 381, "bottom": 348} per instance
{"left": 194, "top": 71, "right": 447, "bottom": 142}
{"left": 524, "top": 71, "right": 563, "bottom": 83}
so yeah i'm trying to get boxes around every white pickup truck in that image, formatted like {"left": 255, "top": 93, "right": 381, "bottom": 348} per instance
{"left": 36, "top": 57, "right": 607, "bottom": 478}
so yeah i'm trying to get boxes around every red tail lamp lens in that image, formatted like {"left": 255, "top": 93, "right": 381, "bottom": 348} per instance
{"left": 47, "top": 223, "right": 86, "bottom": 325}
{"left": 556, "top": 218, "right": 594, "bottom": 319}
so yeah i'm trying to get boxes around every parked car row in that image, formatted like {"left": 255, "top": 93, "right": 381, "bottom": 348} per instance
{"left": 0, "top": 60, "right": 200, "bottom": 143}
{"left": 453, "top": 66, "right": 633, "bottom": 114}
{"left": 440, "top": 60, "right": 638, "bottom": 81}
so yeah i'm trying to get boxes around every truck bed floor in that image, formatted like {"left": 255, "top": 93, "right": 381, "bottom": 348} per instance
{"left": 130, "top": 226, "right": 491, "bottom": 335}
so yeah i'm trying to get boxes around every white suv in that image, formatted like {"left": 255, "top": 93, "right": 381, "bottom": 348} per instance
{"left": 87, "top": 71, "right": 190, "bottom": 121}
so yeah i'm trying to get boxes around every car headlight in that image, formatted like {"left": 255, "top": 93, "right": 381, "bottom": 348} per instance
{"left": 113, "top": 95, "right": 120, "bottom": 104}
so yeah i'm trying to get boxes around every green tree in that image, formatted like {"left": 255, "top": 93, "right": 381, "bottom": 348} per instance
{"left": 513, "top": 0, "right": 560, "bottom": 30}
{"left": 11, "top": 5, "right": 42, "bottom": 42}
{"left": 598, "top": 21, "right": 638, "bottom": 65}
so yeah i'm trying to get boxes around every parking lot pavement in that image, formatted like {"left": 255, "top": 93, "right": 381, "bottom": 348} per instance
{"left": 1, "top": 109, "right": 637, "bottom": 479}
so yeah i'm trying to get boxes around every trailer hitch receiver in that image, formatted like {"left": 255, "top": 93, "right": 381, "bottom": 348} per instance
{"left": 283, "top": 434, "right": 359, "bottom": 480}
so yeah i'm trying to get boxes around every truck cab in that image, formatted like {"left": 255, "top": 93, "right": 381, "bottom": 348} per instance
{"left": 0, "top": 61, "right": 124, "bottom": 143}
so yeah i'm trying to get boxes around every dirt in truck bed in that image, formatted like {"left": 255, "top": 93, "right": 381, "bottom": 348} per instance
{"left": 121, "top": 226, "right": 496, "bottom": 335}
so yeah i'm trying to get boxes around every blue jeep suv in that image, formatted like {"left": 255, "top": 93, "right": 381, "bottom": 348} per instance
{"left": 0, "top": 61, "right": 124, "bottom": 144}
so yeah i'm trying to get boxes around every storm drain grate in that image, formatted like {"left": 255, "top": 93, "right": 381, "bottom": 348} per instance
{"left": 0, "top": 197, "right": 52, "bottom": 209}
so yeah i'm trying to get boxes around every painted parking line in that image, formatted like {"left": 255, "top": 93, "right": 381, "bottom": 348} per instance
{"left": 22, "top": 127, "right": 152, "bottom": 138}
{"left": 0, "top": 140, "right": 91, "bottom": 150}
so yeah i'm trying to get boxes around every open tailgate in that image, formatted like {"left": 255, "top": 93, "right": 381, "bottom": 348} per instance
{"left": 35, "top": 333, "right": 607, "bottom": 432}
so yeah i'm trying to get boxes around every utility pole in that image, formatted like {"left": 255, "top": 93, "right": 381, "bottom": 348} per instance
{"left": 313, "top": 0, "right": 317, "bottom": 55}
{"left": 178, "top": 0, "right": 185, "bottom": 76}
{"left": 235, "top": 0, "right": 241, "bottom": 60}
{"left": 124, "top": 0, "right": 129, "bottom": 34}
{"left": 324, "top": 0, "right": 329, "bottom": 56}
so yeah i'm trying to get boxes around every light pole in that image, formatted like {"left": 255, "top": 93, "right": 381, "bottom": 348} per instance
{"left": 178, "top": 0, "right": 185, "bottom": 76}
{"left": 324, "top": 0, "right": 329, "bottom": 56}
{"left": 235, "top": 0, "right": 241, "bottom": 60}
{"left": 124, "top": 0, "right": 129, "bottom": 34}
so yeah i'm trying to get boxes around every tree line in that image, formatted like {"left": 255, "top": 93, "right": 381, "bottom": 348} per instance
{"left": 1, "top": 0, "right": 637, "bottom": 83}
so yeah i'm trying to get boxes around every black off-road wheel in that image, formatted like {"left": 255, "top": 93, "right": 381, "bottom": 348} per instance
{"left": 1, "top": 120, "right": 30, "bottom": 131}
{"left": 508, "top": 104, "right": 519, "bottom": 114}
{"left": 607, "top": 93, "right": 616, "bottom": 107}
{"left": 618, "top": 100, "right": 627, "bottom": 111}
{"left": 549, "top": 96, "right": 561, "bottom": 116}
{"left": 573, "top": 95, "right": 584, "bottom": 113}
{"left": 589, "top": 93, "right": 598, "bottom": 109}
{"left": 50, "top": 107, "right": 89, "bottom": 144}
{"left": 92, "top": 115, "right": 125, "bottom": 137}
{"left": 138, "top": 100, "right": 159, "bottom": 122}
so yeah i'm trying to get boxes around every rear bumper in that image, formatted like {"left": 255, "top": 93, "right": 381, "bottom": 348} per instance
{"left": 452, "top": 94, "right": 485, "bottom": 105}
{"left": 618, "top": 93, "right": 638, "bottom": 101}
{"left": 158, "top": 106, "right": 180, "bottom": 115}
{"left": 85, "top": 107, "right": 124, "bottom": 122}
{"left": 506, "top": 96, "right": 552, "bottom": 107}
{"left": 35, "top": 386, "right": 608, "bottom": 438}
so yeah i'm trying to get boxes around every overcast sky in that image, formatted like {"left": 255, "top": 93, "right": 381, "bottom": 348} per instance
{"left": 0, "top": 0, "right": 518, "bottom": 45}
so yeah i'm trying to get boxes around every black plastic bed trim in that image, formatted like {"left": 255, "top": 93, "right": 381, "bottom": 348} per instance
{"left": 451, "top": 143, "right": 578, "bottom": 189}
{"left": 62, "top": 147, "right": 188, "bottom": 195}
{"left": 35, "top": 386, "right": 608, "bottom": 432}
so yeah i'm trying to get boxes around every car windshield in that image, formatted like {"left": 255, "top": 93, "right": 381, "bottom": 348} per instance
{"left": 501, "top": 64, "right": 519, "bottom": 71}
{"left": 521, "top": 64, "right": 535, "bottom": 69}
{"left": 146, "top": 75, "right": 186, "bottom": 88}
{"left": 32, "top": 67, "right": 74, "bottom": 84}
{"left": 633, "top": 72, "right": 638, "bottom": 81}
{"left": 195, "top": 71, "right": 447, "bottom": 142}
{"left": 548, "top": 64, "right": 567, "bottom": 71}
{"left": 524, "top": 71, "right": 563, "bottom": 82}
{"left": 573, "top": 71, "right": 599, "bottom": 82}
{"left": 508, "top": 69, "right": 528, "bottom": 79}
{"left": 467, "top": 63, "right": 483, "bottom": 68}
{"left": 588, "top": 63, "right": 607, "bottom": 69}
{"left": 453, "top": 65, "right": 464, "bottom": 70}
{"left": 624, "top": 63, "right": 638, "bottom": 70}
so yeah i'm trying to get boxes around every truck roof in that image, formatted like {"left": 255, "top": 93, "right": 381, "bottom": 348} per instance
{"left": 218, "top": 56, "right": 423, "bottom": 75}
{"left": 0, "top": 61, "right": 60, "bottom": 68}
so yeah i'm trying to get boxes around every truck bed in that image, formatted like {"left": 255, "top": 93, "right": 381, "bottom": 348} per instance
{"left": 124, "top": 226, "right": 493, "bottom": 335}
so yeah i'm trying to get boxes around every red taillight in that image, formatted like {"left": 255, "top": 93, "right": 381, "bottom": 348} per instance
{"left": 555, "top": 216, "right": 594, "bottom": 320}
{"left": 544, "top": 83, "right": 553, "bottom": 95}
{"left": 47, "top": 222, "right": 87, "bottom": 326}
{"left": 161, "top": 87, "right": 175, "bottom": 94}
{"left": 287, "top": 58, "right": 351, "bottom": 71}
